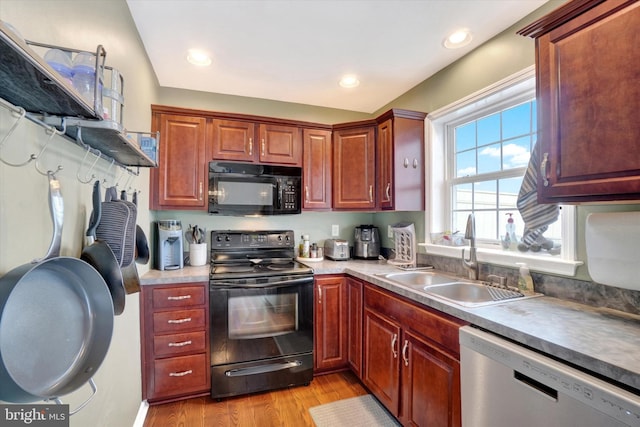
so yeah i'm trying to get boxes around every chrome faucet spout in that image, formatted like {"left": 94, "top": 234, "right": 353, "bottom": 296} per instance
{"left": 462, "top": 214, "right": 479, "bottom": 280}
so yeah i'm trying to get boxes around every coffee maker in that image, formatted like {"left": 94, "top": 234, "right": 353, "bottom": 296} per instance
{"left": 354, "top": 225, "right": 381, "bottom": 259}
{"left": 154, "top": 220, "right": 184, "bottom": 270}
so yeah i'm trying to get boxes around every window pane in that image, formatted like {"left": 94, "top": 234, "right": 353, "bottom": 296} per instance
{"left": 452, "top": 183, "right": 472, "bottom": 210}
{"left": 475, "top": 210, "right": 497, "bottom": 240}
{"left": 455, "top": 150, "right": 476, "bottom": 177}
{"left": 475, "top": 180, "right": 496, "bottom": 210}
{"left": 455, "top": 122, "right": 476, "bottom": 151}
{"left": 478, "top": 143, "right": 501, "bottom": 174}
{"left": 498, "top": 177, "right": 520, "bottom": 209}
{"left": 503, "top": 136, "right": 531, "bottom": 169}
{"left": 452, "top": 211, "right": 472, "bottom": 236}
{"left": 502, "top": 102, "right": 531, "bottom": 139}
{"left": 477, "top": 113, "right": 500, "bottom": 145}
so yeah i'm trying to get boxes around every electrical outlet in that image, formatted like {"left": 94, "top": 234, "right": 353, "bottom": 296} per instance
{"left": 331, "top": 224, "right": 339, "bottom": 237}
{"left": 388, "top": 225, "right": 393, "bottom": 238}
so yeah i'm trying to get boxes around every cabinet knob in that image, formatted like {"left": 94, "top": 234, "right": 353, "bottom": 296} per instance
{"left": 248, "top": 137, "right": 253, "bottom": 156}
{"left": 413, "top": 158, "right": 418, "bottom": 169}
{"left": 404, "top": 158, "right": 409, "bottom": 168}
{"left": 261, "top": 139, "right": 265, "bottom": 156}
{"left": 198, "top": 181, "right": 203, "bottom": 201}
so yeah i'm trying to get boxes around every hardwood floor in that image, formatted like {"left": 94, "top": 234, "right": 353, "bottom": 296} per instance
{"left": 143, "top": 371, "right": 369, "bottom": 427}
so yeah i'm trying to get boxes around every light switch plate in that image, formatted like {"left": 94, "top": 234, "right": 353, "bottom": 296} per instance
{"left": 331, "top": 224, "right": 339, "bottom": 236}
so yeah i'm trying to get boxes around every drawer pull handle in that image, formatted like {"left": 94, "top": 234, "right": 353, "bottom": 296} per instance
{"left": 167, "top": 295, "right": 192, "bottom": 301}
{"left": 168, "top": 340, "right": 192, "bottom": 347}
{"left": 391, "top": 333, "right": 398, "bottom": 358}
{"left": 169, "top": 370, "right": 193, "bottom": 377}
{"left": 167, "top": 317, "right": 192, "bottom": 324}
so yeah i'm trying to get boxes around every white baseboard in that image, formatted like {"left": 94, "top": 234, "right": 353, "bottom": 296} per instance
{"left": 132, "top": 400, "right": 149, "bottom": 427}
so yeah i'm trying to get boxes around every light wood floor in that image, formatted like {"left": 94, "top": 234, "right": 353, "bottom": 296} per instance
{"left": 143, "top": 371, "right": 369, "bottom": 427}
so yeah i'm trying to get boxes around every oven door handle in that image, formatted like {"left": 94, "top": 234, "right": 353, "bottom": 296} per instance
{"left": 211, "top": 276, "right": 314, "bottom": 289}
{"left": 225, "top": 360, "right": 303, "bottom": 377}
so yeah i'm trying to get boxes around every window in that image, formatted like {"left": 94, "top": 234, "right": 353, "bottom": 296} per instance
{"left": 425, "top": 67, "right": 581, "bottom": 276}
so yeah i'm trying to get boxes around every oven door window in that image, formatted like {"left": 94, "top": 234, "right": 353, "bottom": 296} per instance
{"left": 210, "top": 282, "right": 313, "bottom": 366}
{"left": 228, "top": 293, "right": 298, "bottom": 339}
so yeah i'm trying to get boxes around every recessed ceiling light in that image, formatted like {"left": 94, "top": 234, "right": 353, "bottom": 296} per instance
{"left": 187, "top": 49, "right": 212, "bottom": 66}
{"left": 339, "top": 75, "right": 360, "bottom": 88}
{"left": 444, "top": 29, "right": 472, "bottom": 49}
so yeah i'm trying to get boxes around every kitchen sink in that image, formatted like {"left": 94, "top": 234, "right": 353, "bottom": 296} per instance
{"left": 378, "top": 271, "right": 460, "bottom": 286}
{"left": 378, "top": 271, "right": 541, "bottom": 307}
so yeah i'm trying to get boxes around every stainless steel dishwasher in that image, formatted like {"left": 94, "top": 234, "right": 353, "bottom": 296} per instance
{"left": 459, "top": 326, "right": 640, "bottom": 427}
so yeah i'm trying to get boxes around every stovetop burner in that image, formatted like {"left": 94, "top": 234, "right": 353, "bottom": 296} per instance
{"left": 210, "top": 230, "right": 313, "bottom": 281}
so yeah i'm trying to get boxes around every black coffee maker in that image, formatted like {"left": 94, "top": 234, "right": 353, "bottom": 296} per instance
{"left": 354, "top": 225, "right": 380, "bottom": 259}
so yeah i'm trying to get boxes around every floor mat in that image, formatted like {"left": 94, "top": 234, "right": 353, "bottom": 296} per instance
{"left": 309, "top": 394, "right": 401, "bottom": 427}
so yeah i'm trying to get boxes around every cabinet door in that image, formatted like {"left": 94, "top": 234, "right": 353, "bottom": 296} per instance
{"left": 377, "top": 119, "right": 394, "bottom": 209}
{"left": 533, "top": 0, "right": 640, "bottom": 202}
{"left": 400, "top": 331, "right": 461, "bottom": 427}
{"left": 151, "top": 114, "right": 207, "bottom": 210}
{"left": 346, "top": 276, "right": 363, "bottom": 378}
{"left": 363, "top": 308, "right": 401, "bottom": 416}
{"left": 392, "top": 116, "right": 425, "bottom": 211}
{"left": 303, "top": 128, "right": 332, "bottom": 210}
{"left": 211, "top": 119, "right": 256, "bottom": 162}
{"left": 259, "top": 124, "right": 302, "bottom": 166}
{"left": 333, "top": 126, "right": 376, "bottom": 210}
{"left": 314, "top": 275, "right": 348, "bottom": 373}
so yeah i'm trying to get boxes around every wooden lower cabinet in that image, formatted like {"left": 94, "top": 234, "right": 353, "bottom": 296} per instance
{"left": 314, "top": 275, "right": 348, "bottom": 373}
{"left": 141, "top": 282, "right": 210, "bottom": 403}
{"left": 363, "top": 282, "right": 466, "bottom": 426}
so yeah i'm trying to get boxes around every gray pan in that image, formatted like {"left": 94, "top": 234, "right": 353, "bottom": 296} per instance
{"left": 80, "top": 181, "right": 126, "bottom": 314}
{"left": 119, "top": 191, "right": 141, "bottom": 294}
{"left": 0, "top": 173, "right": 114, "bottom": 403}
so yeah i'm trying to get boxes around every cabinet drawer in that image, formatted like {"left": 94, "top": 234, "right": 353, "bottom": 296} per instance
{"left": 153, "top": 308, "right": 206, "bottom": 334}
{"left": 152, "top": 285, "right": 206, "bottom": 309}
{"left": 153, "top": 353, "right": 208, "bottom": 397}
{"left": 154, "top": 331, "right": 207, "bottom": 358}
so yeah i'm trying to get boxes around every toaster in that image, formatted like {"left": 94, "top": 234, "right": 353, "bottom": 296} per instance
{"left": 324, "top": 239, "right": 350, "bottom": 260}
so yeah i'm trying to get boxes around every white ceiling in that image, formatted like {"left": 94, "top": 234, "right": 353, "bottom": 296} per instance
{"left": 126, "top": 0, "right": 548, "bottom": 113}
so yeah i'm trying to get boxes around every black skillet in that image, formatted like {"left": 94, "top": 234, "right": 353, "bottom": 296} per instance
{"left": 80, "top": 180, "right": 126, "bottom": 314}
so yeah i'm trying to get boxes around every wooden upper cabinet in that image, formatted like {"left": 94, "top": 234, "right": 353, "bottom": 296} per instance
{"left": 302, "top": 128, "right": 332, "bottom": 210}
{"left": 211, "top": 119, "right": 256, "bottom": 162}
{"left": 259, "top": 124, "right": 302, "bottom": 166}
{"left": 150, "top": 111, "right": 208, "bottom": 210}
{"left": 519, "top": 0, "right": 640, "bottom": 203}
{"left": 376, "top": 110, "right": 426, "bottom": 211}
{"left": 211, "top": 120, "right": 301, "bottom": 166}
{"left": 333, "top": 125, "right": 376, "bottom": 210}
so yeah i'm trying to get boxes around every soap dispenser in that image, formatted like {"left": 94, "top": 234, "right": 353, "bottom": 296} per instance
{"left": 516, "top": 262, "right": 534, "bottom": 294}
{"left": 505, "top": 213, "right": 517, "bottom": 250}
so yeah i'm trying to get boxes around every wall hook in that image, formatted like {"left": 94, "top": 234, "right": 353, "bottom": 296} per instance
{"left": 77, "top": 145, "right": 102, "bottom": 184}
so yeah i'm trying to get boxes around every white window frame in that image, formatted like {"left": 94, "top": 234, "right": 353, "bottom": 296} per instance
{"left": 422, "top": 66, "right": 582, "bottom": 276}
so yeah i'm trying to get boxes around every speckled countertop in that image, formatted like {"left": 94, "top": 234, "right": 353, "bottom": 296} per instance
{"left": 140, "top": 259, "right": 640, "bottom": 393}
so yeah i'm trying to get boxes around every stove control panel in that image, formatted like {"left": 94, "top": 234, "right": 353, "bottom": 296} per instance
{"left": 211, "top": 230, "right": 294, "bottom": 249}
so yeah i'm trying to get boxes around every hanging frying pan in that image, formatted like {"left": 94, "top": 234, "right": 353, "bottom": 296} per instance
{"left": 133, "top": 192, "right": 149, "bottom": 265}
{"left": 0, "top": 173, "right": 114, "bottom": 403}
{"left": 80, "top": 181, "right": 126, "bottom": 315}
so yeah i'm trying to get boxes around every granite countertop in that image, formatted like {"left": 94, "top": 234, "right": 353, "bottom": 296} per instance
{"left": 140, "top": 259, "right": 640, "bottom": 393}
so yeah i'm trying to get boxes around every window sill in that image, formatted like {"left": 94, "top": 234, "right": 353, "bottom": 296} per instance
{"left": 419, "top": 243, "right": 583, "bottom": 276}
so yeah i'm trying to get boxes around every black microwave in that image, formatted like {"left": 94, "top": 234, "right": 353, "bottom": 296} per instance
{"left": 208, "top": 162, "right": 302, "bottom": 215}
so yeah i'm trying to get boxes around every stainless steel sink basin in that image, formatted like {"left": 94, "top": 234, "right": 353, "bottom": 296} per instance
{"left": 378, "top": 271, "right": 459, "bottom": 286}
{"left": 378, "top": 270, "right": 541, "bottom": 307}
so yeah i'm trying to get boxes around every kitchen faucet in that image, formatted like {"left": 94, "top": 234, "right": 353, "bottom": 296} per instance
{"left": 462, "top": 214, "right": 478, "bottom": 280}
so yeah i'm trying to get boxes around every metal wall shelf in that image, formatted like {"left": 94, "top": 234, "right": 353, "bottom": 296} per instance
{"left": 0, "top": 21, "right": 157, "bottom": 168}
